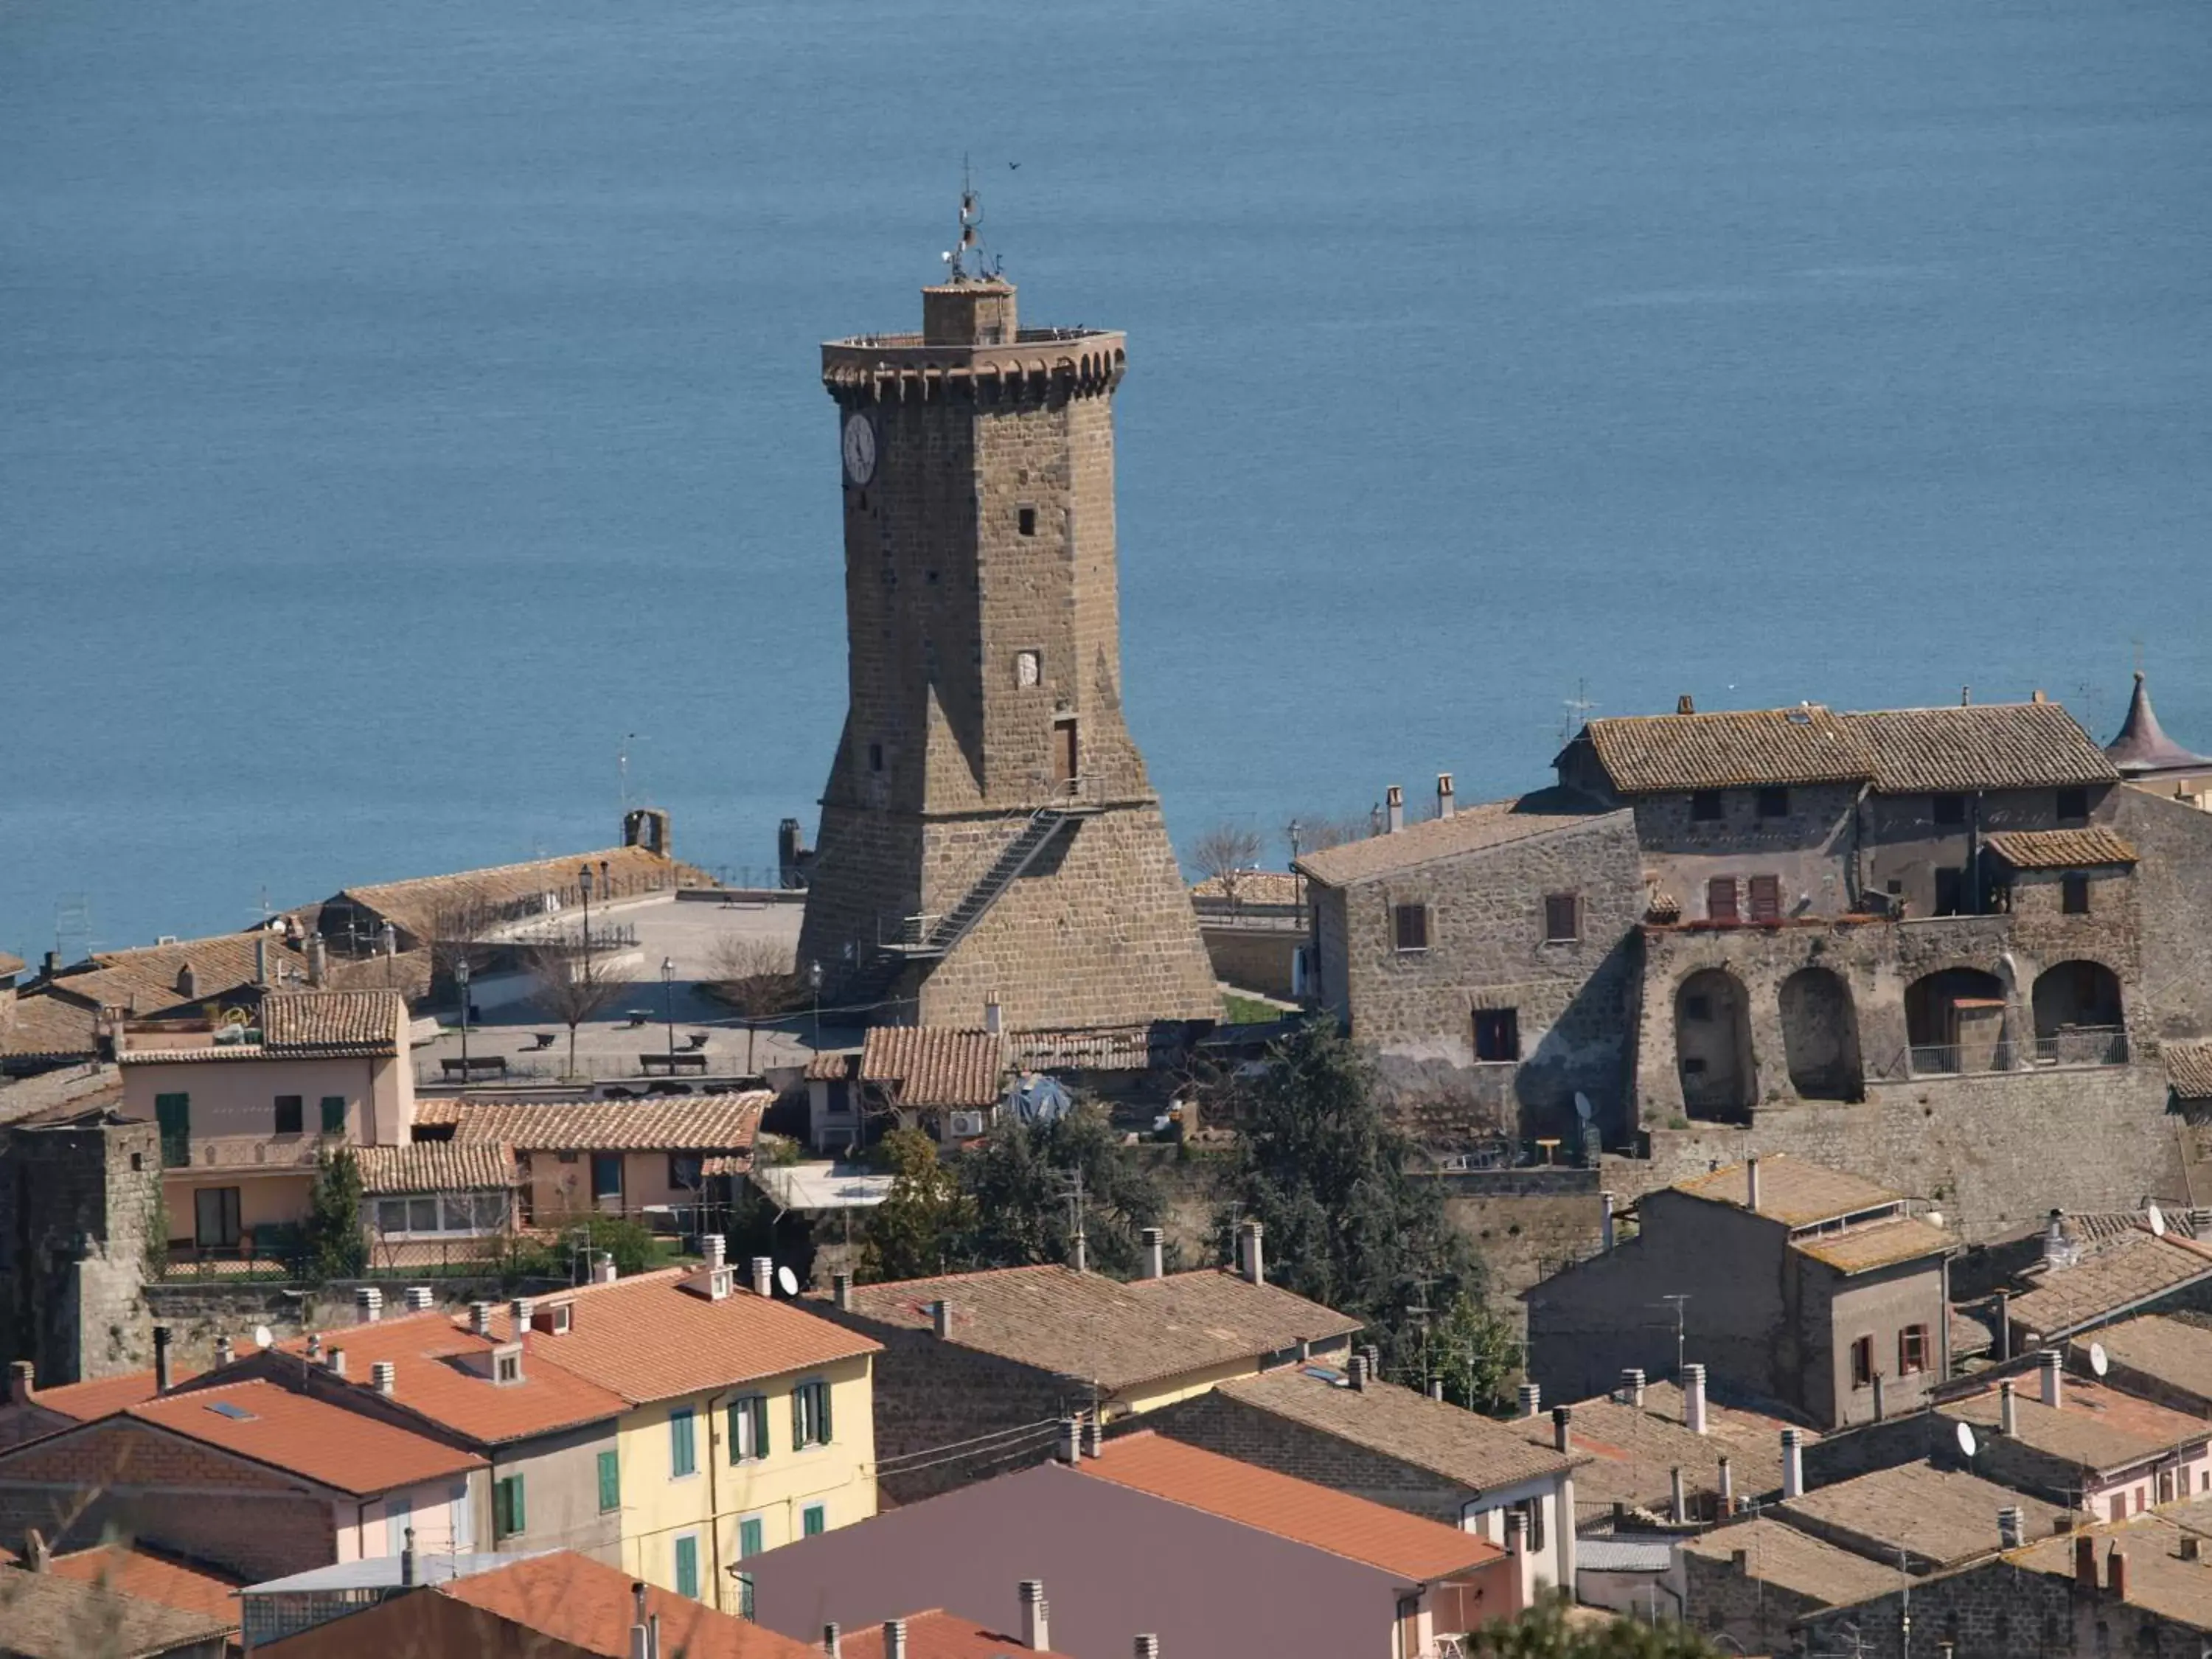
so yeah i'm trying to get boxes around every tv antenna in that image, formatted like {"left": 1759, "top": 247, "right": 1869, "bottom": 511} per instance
{"left": 942, "top": 157, "right": 1000, "bottom": 283}
{"left": 1560, "top": 678, "right": 1596, "bottom": 745}
{"left": 1652, "top": 1293, "right": 1691, "bottom": 1381}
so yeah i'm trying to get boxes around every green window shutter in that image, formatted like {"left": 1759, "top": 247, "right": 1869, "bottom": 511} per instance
{"left": 320, "top": 1096, "right": 347, "bottom": 1134}
{"left": 155, "top": 1094, "right": 190, "bottom": 1166}
{"left": 597, "top": 1450, "right": 620, "bottom": 1513}
{"left": 670, "top": 1408, "right": 696, "bottom": 1477}
{"left": 512, "top": 1475, "right": 525, "bottom": 1535}
{"left": 738, "top": 1517, "right": 762, "bottom": 1558}
{"left": 818, "top": 1381, "right": 832, "bottom": 1444}
{"left": 803, "top": 1503, "right": 826, "bottom": 1538}
{"left": 791, "top": 1387, "right": 804, "bottom": 1447}
{"left": 675, "top": 1534, "right": 700, "bottom": 1600}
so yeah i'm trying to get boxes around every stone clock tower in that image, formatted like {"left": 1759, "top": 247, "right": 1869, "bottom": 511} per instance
{"left": 796, "top": 226, "right": 1218, "bottom": 1033}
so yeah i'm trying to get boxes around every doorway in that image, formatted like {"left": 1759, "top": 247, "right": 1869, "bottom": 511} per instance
{"left": 1054, "top": 718, "right": 1079, "bottom": 791}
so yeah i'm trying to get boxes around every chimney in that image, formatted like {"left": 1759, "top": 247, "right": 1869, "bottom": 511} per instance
{"left": 327, "top": 1346, "right": 347, "bottom": 1378}
{"left": 2040, "top": 1347, "right": 2063, "bottom": 1410}
{"left": 1019, "top": 1580, "right": 1048, "bottom": 1652}
{"left": 1348, "top": 1354, "right": 1368, "bottom": 1391}
{"left": 932, "top": 1300, "right": 954, "bottom": 1340}
{"left": 1717, "top": 1456, "right": 1733, "bottom": 1513}
{"left": 1071, "top": 1227, "right": 1088, "bottom": 1276}
{"left": 1237, "top": 1220, "right": 1265, "bottom": 1286}
{"left": 1363, "top": 1343, "right": 1381, "bottom": 1374}
{"left": 1553, "top": 1405, "right": 1573, "bottom": 1455}
{"left": 372, "top": 1360, "right": 397, "bottom": 1397}
{"left": 254, "top": 936, "right": 270, "bottom": 986}
{"left": 751, "top": 1256, "right": 774, "bottom": 1299}
{"left": 1669, "top": 1466, "right": 1686, "bottom": 1522}
{"left": 305, "top": 1332, "right": 324, "bottom": 1364}
{"left": 2000, "top": 1380, "right": 2018, "bottom": 1436}
{"left": 1999, "top": 1506, "right": 2024, "bottom": 1548}
{"left": 215, "top": 1335, "right": 234, "bottom": 1368}
{"left": 400, "top": 1526, "right": 417, "bottom": 1586}
{"left": 2107, "top": 1545, "right": 2128, "bottom": 1600}
{"left": 1134, "top": 1638, "right": 1161, "bottom": 1659}
{"left": 1385, "top": 786, "right": 1404, "bottom": 834}
{"left": 832, "top": 1270, "right": 852, "bottom": 1312}
{"left": 1517, "top": 1382, "right": 1542, "bottom": 1418}
{"left": 2032, "top": 688, "right": 2048, "bottom": 703}
{"left": 1506, "top": 1507, "right": 1528, "bottom": 1562}
{"left": 1055, "top": 1416, "right": 1080, "bottom": 1464}
{"left": 307, "top": 933, "right": 327, "bottom": 987}
{"left": 702, "top": 1234, "right": 726, "bottom": 1270}
{"left": 7, "top": 1360, "right": 32, "bottom": 1405}
{"left": 1781, "top": 1428, "right": 1804, "bottom": 1499}
{"left": 1600, "top": 1193, "right": 1615, "bottom": 1253}
{"left": 1744, "top": 1157, "right": 1761, "bottom": 1214}
{"left": 2043, "top": 1208, "right": 2066, "bottom": 1269}
{"left": 2075, "top": 1534, "right": 2097, "bottom": 1592}
{"left": 178, "top": 964, "right": 197, "bottom": 1000}
{"left": 41, "top": 950, "right": 59, "bottom": 978}
{"left": 511, "top": 1298, "right": 534, "bottom": 1333}
{"left": 1994, "top": 1290, "right": 2011, "bottom": 1362}
{"left": 822, "top": 1624, "right": 841, "bottom": 1658}
{"left": 1621, "top": 1367, "right": 1646, "bottom": 1408}
{"left": 883, "top": 1621, "right": 908, "bottom": 1659}
{"left": 380, "top": 922, "right": 398, "bottom": 958}
{"left": 1872, "top": 1373, "right": 1886, "bottom": 1422}
{"left": 1677, "top": 694, "right": 1695, "bottom": 715}
{"left": 630, "top": 1583, "right": 653, "bottom": 1659}
{"left": 1082, "top": 1414, "right": 1104, "bottom": 1458}
{"left": 1731, "top": 1548, "right": 1747, "bottom": 1573}
{"left": 984, "top": 999, "right": 1003, "bottom": 1037}
{"left": 2182, "top": 1535, "right": 2202, "bottom": 1563}
{"left": 152, "top": 1326, "right": 173, "bottom": 1393}
{"left": 1683, "top": 1363, "right": 1707, "bottom": 1435}
{"left": 471, "top": 1301, "right": 493, "bottom": 1337}
{"left": 594, "top": 1251, "right": 617, "bottom": 1284}
{"left": 1427, "top": 1376, "right": 1444, "bottom": 1402}
{"left": 356, "top": 1286, "right": 383, "bottom": 1324}
{"left": 24, "top": 1530, "right": 50, "bottom": 1573}
{"left": 404, "top": 1286, "right": 434, "bottom": 1313}
{"left": 1436, "top": 774, "right": 1455, "bottom": 820}
{"left": 1140, "top": 1227, "right": 1165, "bottom": 1281}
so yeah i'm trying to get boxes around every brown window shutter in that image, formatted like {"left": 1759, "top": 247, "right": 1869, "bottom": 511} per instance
{"left": 1748, "top": 875, "right": 1782, "bottom": 922}
{"left": 1708, "top": 877, "right": 1739, "bottom": 923}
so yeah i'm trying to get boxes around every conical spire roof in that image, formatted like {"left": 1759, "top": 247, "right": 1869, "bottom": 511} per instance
{"left": 2104, "top": 672, "right": 2211, "bottom": 776}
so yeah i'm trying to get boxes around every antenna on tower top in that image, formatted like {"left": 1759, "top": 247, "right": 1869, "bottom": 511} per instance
{"left": 942, "top": 156, "right": 1001, "bottom": 283}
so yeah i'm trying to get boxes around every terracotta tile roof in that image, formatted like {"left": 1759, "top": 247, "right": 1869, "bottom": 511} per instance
{"left": 1680, "top": 1516, "right": 1899, "bottom": 1607}
{"left": 1214, "top": 1365, "right": 1579, "bottom": 1490}
{"left": 1577, "top": 706, "right": 1868, "bottom": 794}
{"left": 1295, "top": 790, "right": 1618, "bottom": 886}
{"left": 1006, "top": 1026, "right": 1182, "bottom": 1073}
{"left": 1837, "top": 703, "right": 2118, "bottom": 793}
{"left": 843, "top": 1608, "right": 1075, "bottom": 1659}
{"left": 1790, "top": 1215, "right": 1953, "bottom": 1274}
{"left": 260, "top": 990, "right": 405, "bottom": 1051}
{"left": 47, "top": 1543, "right": 243, "bottom": 1630}
{"left": 0, "top": 1566, "right": 236, "bottom": 1659}
{"left": 1504, "top": 1382, "right": 1800, "bottom": 1513}
{"left": 2166, "top": 1042, "right": 2212, "bottom": 1102}
{"left": 441, "top": 1091, "right": 771, "bottom": 1154}
{"left": 0, "top": 994, "right": 100, "bottom": 1062}
{"left": 860, "top": 1027, "right": 1005, "bottom": 1110}
{"left": 804, "top": 1048, "right": 859, "bottom": 1082}
{"left": 411, "top": 1096, "right": 465, "bottom": 1126}
{"left": 1983, "top": 827, "right": 2138, "bottom": 870}
{"left": 2006, "top": 1228, "right": 2212, "bottom": 1339}
{"left": 840, "top": 1265, "right": 1359, "bottom": 1392}
{"left": 1671, "top": 1155, "right": 1903, "bottom": 1228}
{"left": 1777, "top": 1462, "right": 2067, "bottom": 1570}
{"left": 1944, "top": 1377, "right": 2212, "bottom": 1475}
{"left": 27, "top": 1366, "right": 193, "bottom": 1423}
{"left": 128, "top": 1378, "right": 484, "bottom": 1495}
{"left": 268, "top": 1310, "right": 626, "bottom": 1444}
{"left": 435, "top": 1549, "right": 818, "bottom": 1658}
{"left": 2075, "top": 1315, "right": 2212, "bottom": 1402}
{"left": 354, "top": 1141, "right": 520, "bottom": 1194}
{"left": 487, "top": 1267, "right": 880, "bottom": 1405}
{"left": 48, "top": 930, "right": 282, "bottom": 1015}
{"left": 332, "top": 844, "right": 684, "bottom": 944}
{"left": 1078, "top": 1431, "right": 1503, "bottom": 1579}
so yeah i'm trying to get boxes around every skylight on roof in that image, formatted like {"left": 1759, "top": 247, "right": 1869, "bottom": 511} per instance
{"left": 205, "top": 1402, "right": 257, "bottom": 1421}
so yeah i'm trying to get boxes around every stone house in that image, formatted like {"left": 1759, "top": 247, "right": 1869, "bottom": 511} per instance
{"left": 1773, "top": 1460, "right": 2066, "bottom": 1574}
{"left": 1999, "top": 1220, "right": 2212, "bottom": 1353}
{"left": 1142, "top": 1359, "right": 1585, "bottom": 1590}
{"left": 1678, "top": 1514, "right": 1898, "bottom": 1656}
{"left": 2070, "top": 1314, "right": 2212, "bottom": 1418}
{"left": 802, "top": 1026, "right": 1006, "bottom": 1153}
{"left": 1936, "top": 1360, "right": 2212, "bottom": 1521}
{"left": 1525, "top": 1155, "right": 1952, "bottom": 1429}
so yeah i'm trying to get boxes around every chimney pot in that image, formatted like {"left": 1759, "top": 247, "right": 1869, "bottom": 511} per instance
{"left": 1600, "top": 1193, "right": 1616, "bottom": 1253}
{"left": 1071, "top": 1227, "right": 1088, "bottom": 1276}
{"left": 511, "top": 1298, "right": 534, "bottom": 1332}
{"left": 305, "top": 1332, "right": 323, "bottom": 1363}
{"left": 1141, "top": 1227, "right": 1165, "bottom": 1281}
{"left": 984, "top": 999, "right": 1003, "bottom": 1037}
{"left": 1055, "top": 1416, "right": 1080, "bottom": 1464}
{"left": 1683, "top": 1363, "right": 1707, "bottom": 1435}
{"left": 751, "top": 1256, "right": 774, "bottom": 1299}
{"left": 832, "top": 1270, "right": 853, "bottom": 1311}
{"left": 152, "top": 1326, "right": 173, "bottom": 1394}
{"left": 1019, "top": 1579, "right": 1048, "bottom": 1652}
{"left": 1385, "top": 785, "right": 1405, "bottom": 834}
{"left": 1669, "top": 1465, "right": 1686, "bottom": 1523}
{"left": 2181, "top": 1535, "right": 2202, "bottom": 1563}
{"left": 1237, "top": 1220, "right": 1265, "bottom": 1286}
{"left": 356, "top": 1286, "right": 383, "bottom": 1324}
{"left": 2039, "top": 1347, "right": 2063, "bottom": 1410}
{"left": 1781, "top": 1427, "right": 1804, "bottom": 1500}
{"left": 1427, "top": 1375, "right": 1444, "bottom": 1401}
{"left": 883, "top": 1621, "right": 908, "bottom": 1659}
{"left": 1436, "top": 773, "right": 1455, "bottom": 820}
{"left": 1994, "top": 1290, "right": 2011, "bottom": 1363}
{"left": 215, "top": 1336, "right": 234, "bottom": 1367}
{"left": 1517, "top": 1382, "right": 1541, "bottom": 1419}
{"left": 1621, "top": 1367, "right": 1646, "bottom": 1408}
{"left": 701, "top": 1234, "right": 726, "bottom": 1270}
{"left": 1553, "top": 1405, "right": 1573, "bottom": 1454}
{"left": 327, "top": 1346, "right": 347, "bottom": 1377}
{"left": 2000, "top": 1380, "right": 2018, "bottom": 1436}
{"left": 7, "top": 1360, "right": 32, "bottom": 1406}
{"left": 630, "top": 1584, "right": 651, "bottom": 1659}
{"left": 594, "top": 1251, "right": 617, "bottom": 1284}
{"left": 1744, "top": 1156, "right": 1761, "bottom": 1214}
{"left": 400, "top": 1526, "right": 417, "bottom": 1586}
{"left": 822, "top": 1624, "right": 841, "bottom": 1658}
{"left": 1717, "top": 1455, "right": 1733, "bottom": 1510}
{"left": 404, "top": 1286, "right": 433, "bottom": 1312}
{"left": 470, "top": 1301, "right": 493, "bottom": 1337}
{"left": 2000, "top": 1506, "right": 2024, "bottom": 1548}
{"left": 1348, "top": 1354, "right": 1368, "bottom": 1391}
{"left": 2075, "top": 1534, "right": 2098, "bottom": 1591}
{"left": 1677, "top": 694, "right": 1695, "bottom": 715}
{"left": 372, "top": 1360, "right": 397, "bottom": 1397}
{"left": 1134, "top": 1638, "right": 1161, "bottom": 1659}
{"left": 1082, "top": 1414, "right": 1103, "bottom": 1458}
{"left": 932, "top": 1300, "right": 954, "bottom": 1339}
{"left": 1505, "top": 1508, "right": 1528, "bottom": 1554}
{"left": 2107, "top": 1544, "right": 2128, "bottom": 1599}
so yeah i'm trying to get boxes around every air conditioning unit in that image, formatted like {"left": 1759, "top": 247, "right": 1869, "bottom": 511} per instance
{"left": 948, "top": 1110, "right": 986, "bottom": 1140}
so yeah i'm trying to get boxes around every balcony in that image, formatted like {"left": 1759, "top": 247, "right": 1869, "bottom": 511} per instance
{"left": 1891, "top": 1027, "right": 2130, "bottom": 1080}
{"left": 168, "top": 1134, "right": 338, "bottom": 1175}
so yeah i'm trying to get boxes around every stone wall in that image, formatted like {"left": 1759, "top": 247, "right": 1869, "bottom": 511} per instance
{"left": 1681, "top": 1549, "right": 1834, "bottom": 1656}
{"left": 2115, "top": 787, "right": 2212, "bottom": 1040}
{"left": 1634, "top": 782, "right": 1862, "bottom": 924}
{"left": 1796, "top": 1557, "right": 2200, "bottom": 1659}
{"left": 0, "top": 1117, "right": 157, "bottom": 1387}
{"left": 1143, "top": 1390, "right": 1473, "bottom": 1522}
{"left": 1200, "top": 922, "right": 1299, "bottom": 1001}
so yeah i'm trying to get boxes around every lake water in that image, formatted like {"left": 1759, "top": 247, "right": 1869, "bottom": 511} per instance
{"left": 3, "top": 0, "right": 2208, "bottom": 956}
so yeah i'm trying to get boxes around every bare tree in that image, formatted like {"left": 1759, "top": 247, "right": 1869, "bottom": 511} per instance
{"left": 1287, "top": 811, "right": 1375, "bottom": 854}
{"left": 706, "top": 933, "right": 802, "bottom": 1074}
{"left": 526, "top": 945, "right": 625, "bottom": 1078}
{"left": 1191, "top": 823, "right": 1265, "bottom": 916}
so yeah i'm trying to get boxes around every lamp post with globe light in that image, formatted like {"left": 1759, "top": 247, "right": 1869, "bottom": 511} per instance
{"left": 455, "top": 956, "right": 471, "bottom": 1077}
{"left": 661, "top": 956, "right": 678, "bottom": 1068}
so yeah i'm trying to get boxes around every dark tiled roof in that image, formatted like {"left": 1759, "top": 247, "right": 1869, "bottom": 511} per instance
{"left": 2166, "top": 1042, "right": 2212, "bottom": 1102}
{"left": 1983, "top": 827, "right": 2138, "bottom": 870}
{"left": 860, "top": 1027, "right": 1004, "bottom": 1110}
{"left": 1295, "top": 790, "right": 1618, "bottom": 885}
{"left": 2075, "top": 1315, "right": 2212, "bottom": 1401}
{"left": 1189, "top": 870, "right": 1304, "bottom": 906}
{"left": 1503, "top": 1382, "right": 1800, "bottom": 1513}
{"left": 1838, "top": 703, "right": 2118, "bottom": 793}
{"left": 1576, "top": 706, "right": 1867, "bottom": 794}
{"left": 2005, "top": 1228, "right": 2212, "bottom": 1338}
{"left": 1006, "top": 1026, "right": 1182, "bottom": 1073}
{"left": 1671, "top": 1155, "right": 1902, "bottom": 1228}
{"left": 260, "top": 990, "right": 405, "bottom": 1052}
{"left": 1777, "top": 1462, "right": 2066, "bottom": 1569}
{"left": 354, "top": 1141, "right": 520, "bottom": 1194}
{"left": 2106, "top": 673, "right": 2212, "bottom": 777}
{"left": 0, "top": 1566, "right": 236, "bottom": 1659}
{"left": 0, "top": 995, "right": 100, "bottom": 1062}
{"left": 1680, "top": 1516, "right": 1899, "bottom": 1607}
{"left": 433, "top": 1550, "right": 818, "bottom": 1659}
{"left": 1944, "top": 1376, "right": 2212, "bottom": 1475}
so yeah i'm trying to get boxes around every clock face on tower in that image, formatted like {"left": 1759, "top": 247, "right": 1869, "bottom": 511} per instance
{"left": 841, "top": 412, "right": 877, "bottom": 486}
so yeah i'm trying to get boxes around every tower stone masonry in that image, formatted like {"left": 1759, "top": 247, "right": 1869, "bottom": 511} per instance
{"left": 796, "top": 262, "right": 1219, "bottom": 1033}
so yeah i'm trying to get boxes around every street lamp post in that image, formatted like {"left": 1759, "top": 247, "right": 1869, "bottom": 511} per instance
{"left": 661, "top": 956, "right": 677, "bottom": 1068}
{"left": 807, "top": 960, "right": 824, "bottom": 1051}
{"left": 455, "top": 956, "right": 471, "bottom": 1077}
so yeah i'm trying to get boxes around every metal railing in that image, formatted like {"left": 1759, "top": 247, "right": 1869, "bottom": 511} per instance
{"left": 499, "top": 920, "right": 641, "bottom": 952}
{"left": 2034, "top": 1026, "right": 2130, "bottom": 1068}
{"left": 1891, "top": 1027, "right": 2131, "bottom": 1078}
{"left": 1905, "top": 1042, "right": 2020, "bottom": 1077}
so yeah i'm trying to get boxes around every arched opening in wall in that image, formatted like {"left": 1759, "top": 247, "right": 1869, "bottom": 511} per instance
{"left": 2031, "top": 961, "right": 2128, "bottom": 1067}
{"left": 1675, "top": 970, "right": 1756, "bottom": 1123}
{"left": 1905, "top": 967, "right": 2008, "bottom": 1075}
{"left": 1779, "top": 967, "right": 1865, "bottom": 1101}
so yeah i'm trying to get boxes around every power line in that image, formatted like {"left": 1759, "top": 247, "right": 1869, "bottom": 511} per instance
{"left": 874, "top": 1416, "right": 1062, "bottom": 1469}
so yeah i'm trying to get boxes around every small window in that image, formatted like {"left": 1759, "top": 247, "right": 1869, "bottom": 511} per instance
{"left": 668, "top": 1155, "right": 703, "bottom": 1191}
{"left": 868, "top": 742, "right": 884, "bottom": 773}
{"left": 2056, "top": 787, "right": 2090, "bottom": 824}
{"left": 1707, "top": 877, "right": 1739, "bottom": 923}
{"left": 591, "top": 1154, "right": 623, "bottom": 1201}
{"left": 319, "top": 1096, "right": 347, "bottom": 1135}
{"left": 1014, "top": 649, "right": 1041, "bottom": 689}
{"left": 1392, "top": 903, "right": 1430, "bottom": 953}
{"left": 793, "top": 1379, "right": 832, "bottom": 1448}
{"left": 493, "top": 1474, "right": 526, "bottom": 1539}
{"left": 1475, "top": 1009, "right": 1520, "bottom": 1063}
{"left": 1513, "top": 1496, "right": 1545, "bottom": 1551}
{"left": 597, "top": 1450, "right": 621, "bottom": 1513}
{"left": 728, "top": 1394, "right": 771, "bottom": 1462}
{"left": 273, "top": 1095, "right": 303, "bottom": 1135}
{"left": 1747, "top": 875, "right": 1783, "bottom": 923}
{"left": 1885, "top": 878, "right": 1904, "bottom": 896}
{"left": 674, "top": 1533, "right": 700, "bottom": 1600}
{"left": 495, "top": 1352, "right": 521, "bottom": 1385}
{"left": 738, "top": 1517, "right": 764, "bottom": 1558}
{"left": 1756, "top": 787, "right": 1789, "bottom": 819}
{"left": 1933, "top": 867, "right": 1966, "bottom": 917}
{"left": 1018, "top": 505, "right": 1037, "bottom": 537}
{"left": 2062, "top": 874, "right": 2090, "bottom": 915}
{"left": 1691, "top": 790, "right": 1723, "bottom": 822}
{"left": 669, "top": 1406, "right": 698, "bottom": 1478}
{"left": 1683, "top": 994, "right": 1713, "bottom": 1022}
{"left": 1681, "top": 1056, "right": 1708, "bottom": 1076}
{"left": 1898, "top": 1324, "right": 1928, "bottom": 1375}
{"left": 1932, "top": 793, "right": 1966, "bottom": 827}
{"left": 803, "top": 1503, "right": 827, "bottom": 1538}
{"left": 1543, "top": 894, "right": 1582, "bottom": 944}
{"left": 1849, "top": 1335, "right": 1874, "bottom": 1388}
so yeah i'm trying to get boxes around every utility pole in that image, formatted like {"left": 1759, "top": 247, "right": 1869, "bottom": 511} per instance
{"left": 1054, "top": 1167, "right": 1090, "bottom": 1274}
{"left": 1652, "top": 1293, "right": 1691, "bottom": 1380}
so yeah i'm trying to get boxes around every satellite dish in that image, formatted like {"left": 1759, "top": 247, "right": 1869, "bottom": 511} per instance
{"left": 2089, "top": 1341, "right": 2110, "bottom": 1377}
{"left": 1924, "top": 1211, "right": 1944, "bottom": 1231}
{"left": 1574, "top": 1092, "right": 1596, "bottom": 1123}
{"left": 1955, "top": 1422, "right": 1979, "bottom": 1460}
{"left": 776, "top": 1265, "right": 799, "bottom": 1298}
{"left": 2147, "top": 1203, "right": 2167, "bottom": 1238}
{"left": 253, "top": 1325, "right": 274, "bottom": 1351}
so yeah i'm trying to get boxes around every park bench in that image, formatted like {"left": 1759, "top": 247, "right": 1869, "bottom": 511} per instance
{"left": 441, "top": 1055, "right": 507, "bottom": 1079}
{"left": 640, "top": 1051, "right": 709, "bottom": 1074}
